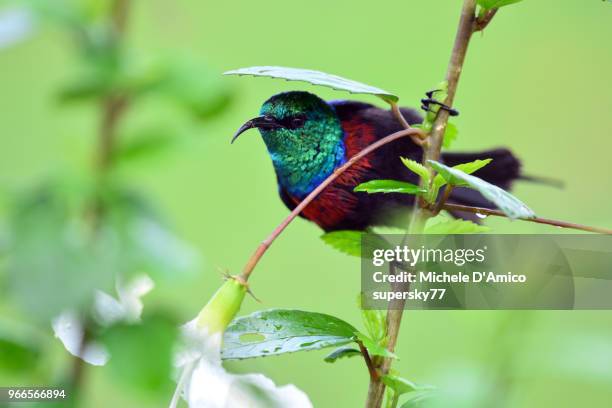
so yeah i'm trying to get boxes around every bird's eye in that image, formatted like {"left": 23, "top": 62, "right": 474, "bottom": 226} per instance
{"left": 288, "top": 116, "right": 306, "bottom": 129}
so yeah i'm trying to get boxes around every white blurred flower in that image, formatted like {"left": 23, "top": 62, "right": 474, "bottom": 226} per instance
{"left": 93, "top": 274, "right": 154, "bottom": 326}
{"left": 51, "top": 311, "right": 109, "bottom": 366}
{"left": 52, "top": 274, "right": 154, "bottom": 365}
{"left": 170, "top": 320, "right": 312, "bottom": 408}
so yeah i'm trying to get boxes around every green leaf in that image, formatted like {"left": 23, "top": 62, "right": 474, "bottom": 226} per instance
{"left": 359, "top": 296, "right": 387, "bottom": 346}
{"left": 443, "top": 122, "right": 458, "bottom": 148}
{"left": 356, "top": 332, "right": 397, "bottom": 359}
{"left": 477, "top": 0, "right": 523, "bottom": 11}
{"left": 382, "top": 375, "right": 434, "bottom": 396}
{"left": 100, "top": 313, "right": 178, "bottom": 395}
{"left": 321, "top": 230, "right": 392, "bottom": 258}
{"left": 224, "top": 66, "right": 398, "bottom": 104}
{"left": 400, "top": 158, "right": 430, "bottom": 186}
{"left": 429, "top": 160, "right": 535, "bottom": 219}
{"left": 431, "top": 159, "right": 492, "bottom": 200}
{"left": 424, "top": 218, "right": 490, "bottom": 234}
{"left": 321, "top": 230, "right": 362, "bottom": 257}
{"left": 222, "top": 309, "right": 358, "bottom": 360}
{"left": 399, "top": 390, "right": 438, "bottom": 408}
{"left": 323, "top": 346, "right": 361, "bottom": 363}
{"left": 59, "top": 57, "right": 165, "bottom": 103}
{"left": 113, "top": 128, "right": 184, "bottom": 164}
{"left": 452, "top": 159, "right": 492, "bottom": 176}
{"left": 355, "top": 180, "right": 425, "bottom": 195}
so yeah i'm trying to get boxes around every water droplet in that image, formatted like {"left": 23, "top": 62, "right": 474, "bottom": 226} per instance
{"left": 476, "top": 213, "right": 487, "bottom": 219}
{"left": 239, "top": 333, "right": 265, "bottom": 343}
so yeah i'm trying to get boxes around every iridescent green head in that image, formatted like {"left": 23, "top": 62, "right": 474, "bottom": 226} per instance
{"left": 232, "top": 91, "right": 346, "bottom": 197}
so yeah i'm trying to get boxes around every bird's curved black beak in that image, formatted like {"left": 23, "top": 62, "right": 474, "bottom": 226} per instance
{"left": 231, "top": 115, "right": 283, "bottom": 144}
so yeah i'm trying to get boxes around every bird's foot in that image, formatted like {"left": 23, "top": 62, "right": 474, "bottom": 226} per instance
{"left": 420, "top": 89, "right": 459, "bottom": 117}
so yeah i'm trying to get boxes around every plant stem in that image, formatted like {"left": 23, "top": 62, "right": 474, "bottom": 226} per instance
{"left": 358, "top": 341, "right": 379, "bottom": 382}
{"left": 96, "top": 0, "right": 130, "bottom": 171}
{"left": 366, "top": 2, "right": 480, "bottom": 407}
{"left": 441, "top": 203, "right": 612, "bottom": 234}
{"left": 97, "top": 95, "right": 128, "bottom": 170}
{"left": 71, "top": 0, "right": 131, "bottom": 401}
{"left": 434, "top": 185, "right": 454, "bottom": 214}
{"left": 390, "top": 102, "right": 426, "bottom": 145}
{"left": 425, "top": 0, "right": 477, "bottom": 165}
{"left": 474, "top": 8, "right": 498, "bottom": 32}
{"left": 238, "top": 127, "right": 425, "bottom": 282}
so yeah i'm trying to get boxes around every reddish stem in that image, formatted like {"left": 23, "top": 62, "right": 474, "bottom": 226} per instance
{"left": 442, "top": 203, "right": 612, "bottom": 234}
{"left": 358, "top": 341, "right": 379, "bottom": 382}
{"left": 239, "top": 127, "right": 425, "bottom": 281}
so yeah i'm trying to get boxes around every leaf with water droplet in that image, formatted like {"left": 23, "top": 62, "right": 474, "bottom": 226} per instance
{"left": 222, "top": 309, "right": 358, "bottom": 360}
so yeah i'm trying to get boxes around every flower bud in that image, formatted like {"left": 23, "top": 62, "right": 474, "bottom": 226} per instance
{"left": 196, "top": 277, "right": 247, "bottom": 334}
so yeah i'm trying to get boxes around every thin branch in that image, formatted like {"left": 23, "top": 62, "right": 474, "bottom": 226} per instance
{"left": 434, "top": 185, "right": 454, "bottom": 214}
{"left": 239, "top": 127, "right": 426, "bottom": 282}
{"left": 97, "top": 95, "right": 128, "bottom": 170}
{"left": 390, "top": 102, "right": 427, "bottom": 146}
{"left": 358, "top": 341, "right": 379, "bottom": 382}
{"left": 96, "top": 0, "right": 130, "bottom": 171}
{"left": 72, "top": 0, "right": 131, "bottom": 399}
{"left": 367, "top": 2, "right": 479, "bottom": 407}
{"left": 111, "top": 0, "right": 130, "bottom": 36}
{"left": 425, "top": 0, "right": 477, "bottom": 164}
{"left": 441, "top": 203, "right": 612, "bottom": 234}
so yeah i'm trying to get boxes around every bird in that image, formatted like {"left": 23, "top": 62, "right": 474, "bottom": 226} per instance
{"left": 232, "top": 91, "right": 521, "bottom": 232}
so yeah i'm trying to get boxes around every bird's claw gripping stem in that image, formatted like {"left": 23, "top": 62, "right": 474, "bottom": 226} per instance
{"left": 420, "top": 89, "right": 459, "bottom": 117}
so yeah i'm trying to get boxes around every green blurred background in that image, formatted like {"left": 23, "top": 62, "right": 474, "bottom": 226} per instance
{"left": 1, "top": 0, "right": 612, "bottom": 407}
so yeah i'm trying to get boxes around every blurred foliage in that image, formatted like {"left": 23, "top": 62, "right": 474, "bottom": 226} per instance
{"left": 7, "top": 180, "right": 114, "bottom": 321}
{"left": 0, "top": 320, "right": 42, "bottom": 373}
{"left": 5, "top": 180, "right": 198, "bottom": 322}
{"left": 99, "top": 311, "right": 178, "bottom": 396}
{"left": 0, "top": 0, "right": 232, "bottom": 405}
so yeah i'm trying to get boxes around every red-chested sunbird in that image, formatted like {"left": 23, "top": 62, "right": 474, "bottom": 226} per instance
{"left": 232, "top": 91, "right": 520, "bottom": 231}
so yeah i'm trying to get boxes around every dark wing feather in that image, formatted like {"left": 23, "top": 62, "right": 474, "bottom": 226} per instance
{"left": 280, "top": 100, "right": 522, "bottom": 231}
